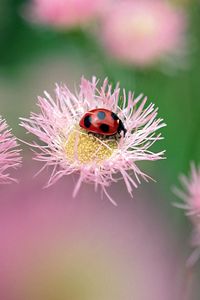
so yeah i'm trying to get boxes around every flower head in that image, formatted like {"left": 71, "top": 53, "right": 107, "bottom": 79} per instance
{"left": 20, "top": 76, "right": 165, "bottom": 204}
{"left": 174, "top": 163, "right": 200, "bottom": 219}
{"left": 0, "top": 116, "right": 21, "bottom": 183}
{"left": 174, "top": 163, "right": 200, "bottom": 266}
{"left": 100, "top": 0, "right": 186, "bottom": 68}
{"left": 23, "top": 0, "right": 106, "bottom": 29}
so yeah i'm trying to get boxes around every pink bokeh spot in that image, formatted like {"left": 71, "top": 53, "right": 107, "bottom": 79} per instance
{"left": 101, "top": 0, "right": 186, "bottom": 67}
{"left": 24, "top": 0, "right": 107, "bottom": 29}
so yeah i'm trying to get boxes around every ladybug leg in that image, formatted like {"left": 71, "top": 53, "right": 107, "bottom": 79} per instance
{"left": 91, "top": 133, "right": 104, "bottom": 140}
{"left": 88, "top": 132, "right": 95, "bottom": 139}
{"left": 96, "top": 133, "right": 103, "bottom": 140}
{"left": 108, "top": 135, "right": 114, "bottom": 140}
{"left": 116, "top": 133, "right": 121, "bottom": 139}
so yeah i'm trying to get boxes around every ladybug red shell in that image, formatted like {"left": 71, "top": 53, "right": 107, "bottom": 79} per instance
{"left": 79, "top": 108, "right": 127, "bottom": 136}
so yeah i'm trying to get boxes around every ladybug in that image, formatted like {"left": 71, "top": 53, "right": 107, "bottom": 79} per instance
{"left": 79, "top": 108, "right": 127, "bottom": 137}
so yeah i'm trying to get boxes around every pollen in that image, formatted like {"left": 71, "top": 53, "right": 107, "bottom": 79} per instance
{"left": 65, "top": 126, "right": 118, "bottom": 165}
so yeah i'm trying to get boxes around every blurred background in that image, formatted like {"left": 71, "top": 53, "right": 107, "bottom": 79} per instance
{"left": 0, "top": 0, "right": 200, "bottom": 299}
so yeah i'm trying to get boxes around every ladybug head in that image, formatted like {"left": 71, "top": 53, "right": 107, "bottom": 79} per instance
{"left": 117, "top": 119, "right": 127, "bottom": 137}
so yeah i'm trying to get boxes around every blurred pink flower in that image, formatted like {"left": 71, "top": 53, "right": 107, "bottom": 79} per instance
{"left": 0, "top": 116, "right": 21, "bottom": 184}
{"left": 174, "top": 163, "right": 200, "bottom": 266}
{"left": 100, "top": 0, "right": 187, "bottom": 68}
{"left": 20, "top": 76, "right": 166, "bottom": 204}
{"left": 23, "top": 0, "right": 106, "bottom": 29}
{"left": 0, "top": 165, "right": 180, "bottom": 300}
{"left": 174, "top": 163, "right": 200, "bottom": 219}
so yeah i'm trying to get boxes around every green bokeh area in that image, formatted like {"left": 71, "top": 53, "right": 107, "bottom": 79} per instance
{"left": 0, "top": 0, "right": 200, "bottom": 198}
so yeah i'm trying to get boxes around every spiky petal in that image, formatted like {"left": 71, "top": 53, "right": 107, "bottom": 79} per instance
{"left": 174, "top": 163, "right": 200, "bottom": 218}
{"left": 174, "top": 163, "right": 200, "bottom": 266}
{"left": 0, "top": 117, "right": 21, "bottom": 183}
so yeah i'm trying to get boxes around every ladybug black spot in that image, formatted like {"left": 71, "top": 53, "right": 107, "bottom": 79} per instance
{"left": 97, "top": 111, "right": 106, "bottom": 120}
{"left": 111, "top": 112, "right": 119, "bottom": 120}
{"left": 99, "top": 124, "right": 110, "bottom": 133}
{"left": 84, "top": 115, "right": 92, "bottom": 128}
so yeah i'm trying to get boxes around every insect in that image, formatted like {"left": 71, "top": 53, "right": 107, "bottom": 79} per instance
{"left": 79, "top": 108, "right": 127, "bottom": 137}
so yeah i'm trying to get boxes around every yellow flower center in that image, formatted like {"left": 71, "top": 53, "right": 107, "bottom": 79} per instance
{"left": 64, "top": 126, "right": 118, "bottom": 165}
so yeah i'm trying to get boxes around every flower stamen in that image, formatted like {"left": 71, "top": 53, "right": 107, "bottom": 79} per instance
{"left": 65, "top": 126, "right": 118, "bottom": 165}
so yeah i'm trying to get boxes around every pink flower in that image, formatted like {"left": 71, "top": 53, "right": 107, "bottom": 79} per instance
{"left": 174, "top": 163, "right": 200, "bottom": 266}
{"left": 100, "top": 0, "right": 186, "bottom": 68}
{"left": 0, "top": 116, "right": 21, "bottom": 184}
{"left": 20, "top": 76, "right": 166, "bottom": 204}
{"left": 174, "top": 163, "right": 200, "bottom": 219}
{"left": 23, "top": 0, "right": 106, "bottom": 29}
{"left": 0, "top": 166, "right": 180, "bottom": 300}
